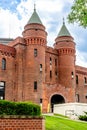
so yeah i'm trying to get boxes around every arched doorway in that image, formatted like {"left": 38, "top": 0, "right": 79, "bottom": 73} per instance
{"left": 51, "top": 94, "right": 65, "bottom": 112}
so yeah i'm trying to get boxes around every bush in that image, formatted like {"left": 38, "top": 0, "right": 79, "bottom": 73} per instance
{"left": 16, "top": 102, "right": 41, "bottom": 116}
{"left": 79, "top": 112, "right": 87, "bottom": 121}
{"left": 0, "top": 100, "right": 16, "bottom": 115}
{"left": 0, "top": 100, "right": 41, "bottom": 116}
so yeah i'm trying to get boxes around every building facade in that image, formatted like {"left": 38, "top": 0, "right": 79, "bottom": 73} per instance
{"left": 0, "top": 8, "right": 87, "bottom": 113}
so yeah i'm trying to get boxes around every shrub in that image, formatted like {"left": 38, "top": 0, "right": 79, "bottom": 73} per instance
{"left": 16, "top": 102, "right": 41, "bottom": 116}
{"left": 0, "top": 100, "right": 16, "bottom": 115}
{"left": 0, "top": 100, "right": 41, "bottom": 116}
{"left": 79, "top": 112, "right": 87, "bottom": 121}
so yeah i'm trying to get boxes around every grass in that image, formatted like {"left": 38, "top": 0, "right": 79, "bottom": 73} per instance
{"left": 45, "top": 115, "right": 87, "bottom": 130}
{"left": 54, "top": 113, "right": 68, "bottom": 118}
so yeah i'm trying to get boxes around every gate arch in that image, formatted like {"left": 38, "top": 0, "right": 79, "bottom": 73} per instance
{"left": 50, "top": 94, "right": 65, "bottom": 112}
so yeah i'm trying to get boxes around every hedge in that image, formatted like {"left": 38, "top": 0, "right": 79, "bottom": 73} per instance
{"left": 79, "top": 112, "right": 87, "bottom": 121}
{"left": 0, "top": 100, "right": 41, "bottom": 116}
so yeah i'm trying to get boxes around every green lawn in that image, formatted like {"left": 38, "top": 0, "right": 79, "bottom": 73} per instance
{"left": 45, "top": 115, "right": 87, "bottom": 130}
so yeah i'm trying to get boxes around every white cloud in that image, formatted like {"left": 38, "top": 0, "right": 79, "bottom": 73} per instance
{"left": 36, "top": 0, "right": 64, "bottom": 12}
{"left": 76, "top": 50, "right": 87, "bottom": 68}
{"left": 0, "top": 9, "right": 10, "bottom": 37}
{"left": 0, "top": 8, "right": 21, "bottom": 38}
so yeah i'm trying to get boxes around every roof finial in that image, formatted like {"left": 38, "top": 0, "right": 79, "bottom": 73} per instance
{"left": 63, "top": 17, "right": 65, "bottom": 25}
{"left": 34, "top": 3, "right": 36, "bottom": 12}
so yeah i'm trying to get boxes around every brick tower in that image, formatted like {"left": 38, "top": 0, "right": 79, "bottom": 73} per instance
{"left": 54, "top": 20, "right": 76, "bottom": 102}
{"left": 22, "top": 7, "right": 47, "bottom": 104}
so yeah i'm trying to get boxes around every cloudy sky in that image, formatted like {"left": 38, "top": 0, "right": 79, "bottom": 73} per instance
{"left": 0, "top": 0, "right": 87, "bottom": 67}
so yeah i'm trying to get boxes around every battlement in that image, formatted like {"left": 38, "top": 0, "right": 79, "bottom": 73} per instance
{"left": 0, "top": 44, "right": 16, "bottom": 57}
{"left": 25, "top": 37, "right": 47, "bottom": 46}
{"left": 76, "top": 65, "right": 87, "bottom": 75}
{"left": 8, "top": 37, "right": 25, "bottom": 47}
{"left": 46, "top": 46, "right": 58, "bottom": 55}
{"left": 58, "top": 48, "right": 75, "bottom": 56}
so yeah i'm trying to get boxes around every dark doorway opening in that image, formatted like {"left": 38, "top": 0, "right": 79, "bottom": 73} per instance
{"left": 51, "top": 94, "right": 65, "bottom": 112}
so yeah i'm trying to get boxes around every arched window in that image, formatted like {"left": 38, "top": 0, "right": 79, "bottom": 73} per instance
{"left": 2, "top": 58, "right": 6, "bottom": 70}
{"left": 0, "top": 81, "right": 5, "bottom": 100}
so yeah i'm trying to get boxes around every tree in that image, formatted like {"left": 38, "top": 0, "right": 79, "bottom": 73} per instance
{"left": 67, "top": 0, "right": 87, "bottom": 28}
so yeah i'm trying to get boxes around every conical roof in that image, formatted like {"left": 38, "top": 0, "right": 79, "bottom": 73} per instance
{"left": 27, "top": 7, "right": 42, "bottom": 25}
{"left": 58, "top": 20, "right": 71, "bottom": 37}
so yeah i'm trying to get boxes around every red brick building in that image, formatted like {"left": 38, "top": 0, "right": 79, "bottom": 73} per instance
{"left": 0, "top": 8, "right": 87, "bottom": 113}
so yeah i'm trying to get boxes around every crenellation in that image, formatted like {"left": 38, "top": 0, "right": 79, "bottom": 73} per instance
{"left": 0, "top": 44, "right": 16, "bottom": 57}
{"left": 25, "top": 37, "right": 46, "bottom": 46}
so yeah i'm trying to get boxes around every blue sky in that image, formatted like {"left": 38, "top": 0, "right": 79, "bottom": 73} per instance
{"left": 0, "top": 0, "right": 87, "bottom": 67}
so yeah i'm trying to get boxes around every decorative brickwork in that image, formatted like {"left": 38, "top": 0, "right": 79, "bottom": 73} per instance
{"left": 58, "top": 48, "right": 75, "bottom": 56}
{"left": 0, "top": 116, "right": 45, "bottom": 130}
{"left": 0, "top": 44, "right": 16, "bottom": 57}
{"left": 25, "top": 37, "right": 46, "bottom": 46}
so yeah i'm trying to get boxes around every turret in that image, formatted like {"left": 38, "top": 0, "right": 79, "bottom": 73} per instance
{"left": 54, "top": 20, "right": 76, "bottom": 102}
{"left": 22, "top": 7, "right": 47, "bottom": 46}
{"left": 22, "top": 6, "right": 47, "bottom": 104}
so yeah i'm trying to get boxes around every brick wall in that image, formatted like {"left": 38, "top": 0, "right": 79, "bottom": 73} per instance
{"left": 45, "top": 47, "right": 58, "bottom": 84}
{"left": 75, "top": 65, "right": 87, "bottom": 103}
{"left": 0, "top": 116, "right": 45, "bottom": 130}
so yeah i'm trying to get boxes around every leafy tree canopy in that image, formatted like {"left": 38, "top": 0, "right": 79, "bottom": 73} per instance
{"left": 68, "top": 0, "right": 87, "bottom": 28}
